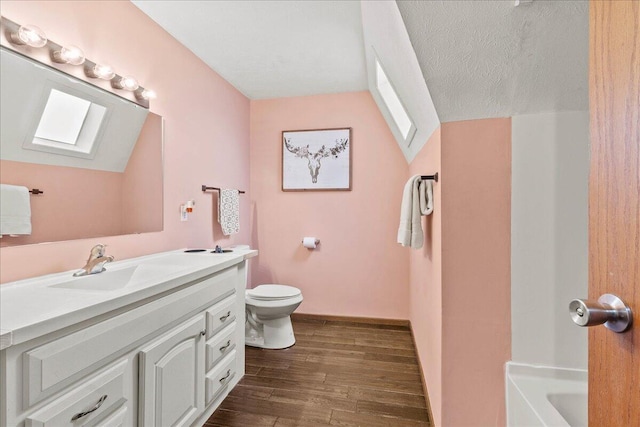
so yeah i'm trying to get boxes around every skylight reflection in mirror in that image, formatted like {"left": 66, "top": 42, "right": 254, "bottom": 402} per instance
{"left": 34, "top": 89, "right": 90, "bottom": 145}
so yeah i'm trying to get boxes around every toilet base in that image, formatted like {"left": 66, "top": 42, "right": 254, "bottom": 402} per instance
{"left": 245, "top": 315, "right": 296, "bottom": 349}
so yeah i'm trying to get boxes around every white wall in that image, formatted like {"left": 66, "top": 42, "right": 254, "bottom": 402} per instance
{"left": 511, "top": 111, "right": 589, "bottom": 369}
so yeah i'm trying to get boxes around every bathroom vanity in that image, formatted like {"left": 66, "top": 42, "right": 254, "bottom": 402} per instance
{"left": 0, "top": 249, "right": 256, "bottom": 427}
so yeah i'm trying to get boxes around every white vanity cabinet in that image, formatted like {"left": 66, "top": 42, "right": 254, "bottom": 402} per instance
{"left": 0, "top": 250, "right": 254, "bottom": 427}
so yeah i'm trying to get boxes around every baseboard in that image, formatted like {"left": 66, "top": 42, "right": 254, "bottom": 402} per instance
{"left": 409, "top": 321, "right": 436, "bottom": 426}
{"left": 291, "top": 312, "right": 410, "bottom": 328}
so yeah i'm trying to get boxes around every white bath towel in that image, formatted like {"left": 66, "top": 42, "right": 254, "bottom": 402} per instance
{"left": 397, "top": 175, "right": 433, "bottom": 249}
{"left": 218, "top": 189, "right": 240, "bottom": 236}
{"left": 0, "top": 184, "right": 32, "bottom": 236}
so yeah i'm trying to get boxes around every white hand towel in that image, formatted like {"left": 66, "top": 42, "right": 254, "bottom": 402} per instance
{"left": 0, "top": 184, "right": 32, "bottom": 236}
{"left": 397, "top": 175, "right": 433, "bottom": 249}
{"left": 218, "top": 189, "right": 240, "bottom": 236}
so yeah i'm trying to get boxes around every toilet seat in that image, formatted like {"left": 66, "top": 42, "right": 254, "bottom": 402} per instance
{"left": 247, "top": 284, "right": 301, "bottom": 301}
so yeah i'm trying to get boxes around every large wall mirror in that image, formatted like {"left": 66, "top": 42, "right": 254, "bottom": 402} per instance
{"left": 0, "top": 47, "right": 163, "bottom": 247}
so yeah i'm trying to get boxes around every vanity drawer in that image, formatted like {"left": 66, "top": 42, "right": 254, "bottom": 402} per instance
{"left": 205, "top": 295, "right": 236, "bottom": 339}
{"left": 205, "top": 351, "right": 236, "bottom": 406}
{"left": 206, "top": 322, "right": 237, "bottom": 372}
{"left": 23, "top": 267, "right": 236, "bottom": 407}
{"left": 25, "top": 359, "right": 128, "bottom": 427}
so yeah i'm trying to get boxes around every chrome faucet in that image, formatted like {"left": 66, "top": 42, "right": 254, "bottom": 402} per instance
{"left": 73, "top": 244, "right": 114, "bottom": 277}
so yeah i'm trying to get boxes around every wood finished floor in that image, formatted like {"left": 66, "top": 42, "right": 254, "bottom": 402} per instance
{"left": 206, "top": 318, "right": 432, "bottom": 426}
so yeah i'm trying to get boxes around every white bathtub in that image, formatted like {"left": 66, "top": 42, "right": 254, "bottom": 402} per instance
{"left": 506, "top": 362, "right": 587, "bottom": 427}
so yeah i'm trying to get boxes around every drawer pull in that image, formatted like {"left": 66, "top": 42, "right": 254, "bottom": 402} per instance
{"left": 200, "top": 329, "right": 206, "bottom": 337}
{"left": 219, "top": 369, "right": 231, "bottom": 383}
{"left": 71, "top": 394, "right": 108, "bottom": 421}
{"left": 219, "top": 340, "right": 232, "bottom": 352}
{"left": 219, "top": 311, "right": 231, "bottom": 322}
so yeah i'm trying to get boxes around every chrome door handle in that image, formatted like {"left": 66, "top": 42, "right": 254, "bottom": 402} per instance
{"left": 569, "top": 294, "right": 633, "bottom": 333}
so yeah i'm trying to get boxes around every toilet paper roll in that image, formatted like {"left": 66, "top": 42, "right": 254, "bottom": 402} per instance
{"left": 302, "top": 237, "right": 318, "bottom": 249}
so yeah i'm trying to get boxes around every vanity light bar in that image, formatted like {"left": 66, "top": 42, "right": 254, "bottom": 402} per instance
{"left": 2, "top": 16, "right": 156, "bottom": 107}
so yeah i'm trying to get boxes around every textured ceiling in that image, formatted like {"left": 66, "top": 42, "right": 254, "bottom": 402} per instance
{"left": 397, "top": 0, "right": 589, "bottom": 122}
{"left": 133, "top": 0, "right": 588, "bottom": 123}
{"left": 131, "top": 0, "right": 368, "bottom": 99}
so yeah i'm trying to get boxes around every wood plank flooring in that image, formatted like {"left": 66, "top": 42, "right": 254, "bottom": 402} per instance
{"left": 206, "top": 318, "right": 432, "bottom": 426}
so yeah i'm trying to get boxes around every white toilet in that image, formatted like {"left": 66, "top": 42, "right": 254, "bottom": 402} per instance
{"left": 245, "top": 284, "right": 303, "bottom": 349}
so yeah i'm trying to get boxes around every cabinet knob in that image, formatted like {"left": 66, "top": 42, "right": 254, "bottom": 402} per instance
{"left": 200, "top": 329, "right": 206, "bottom": 337}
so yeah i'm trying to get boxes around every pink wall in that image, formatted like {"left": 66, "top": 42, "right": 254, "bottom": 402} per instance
{"left": 121, "top": 113, "right": 163, "bottom": 234}
{"left": 0, "top": 160, "right": 123, "bottom": 246}
{"left": 0, "top": 1, "right": 250, "bottom": 283}
{"left": 249, "top": 92, "right": 410, "bottom": 319}
{"left": 408, "top": 128, "right": 443, "bottom": 425}
{"left": 440, "top": 119, "right": 511, "bottom": 427}
{"left": 409, "top": 119, "right": 511, "bottom": 426}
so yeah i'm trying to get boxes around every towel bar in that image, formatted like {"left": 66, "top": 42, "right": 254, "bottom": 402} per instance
{"left": 420, "top": 173, "right": 438, "bottom": 182}
{"left": 201, "top": 185, "right": 245, "bottom": 194}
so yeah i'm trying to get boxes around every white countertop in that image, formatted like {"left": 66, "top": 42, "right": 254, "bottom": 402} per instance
{"left": 0, "top": 248, "right": 257, "bottom": 351}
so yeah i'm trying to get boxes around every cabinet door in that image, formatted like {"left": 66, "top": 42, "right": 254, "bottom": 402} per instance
{"left": 138, "top": 313, "right": 206, "bottom": 427}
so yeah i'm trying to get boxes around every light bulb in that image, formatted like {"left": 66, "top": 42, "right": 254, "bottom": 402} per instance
{"left": 86, "top": 63, "right": 115, "bottom": 80}
{"left": 11, "top": 24, "right": 47, "bottom": 48}
{"left": 136, "top": 88, "right": 157, "bottom": 100}
{"left": 52, "top": 45, "right": 85, "bottom": 65}
{"left": 112, "top": 75, "right": 139, "bottom": 91}
{"left": 141, "top": 89, "right": 157, "bottom": 99}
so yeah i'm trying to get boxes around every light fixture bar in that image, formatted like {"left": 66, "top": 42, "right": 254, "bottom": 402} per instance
{"left": 1, "top": 15, "right": 154, "bottom": 108}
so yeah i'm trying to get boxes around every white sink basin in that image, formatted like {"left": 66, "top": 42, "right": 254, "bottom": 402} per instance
{"left": 46, "top": 252, "right": 242, "bottom": 292}
{"left": 50, "top": 264, "right": 187, "bottom": 291}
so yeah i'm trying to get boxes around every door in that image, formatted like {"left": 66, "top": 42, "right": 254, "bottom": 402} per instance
{"left": 589, "top": 1, "right": 639, "bottom": 426}
{"left": 138, "top": 313, "right": 206, "bottom": 427}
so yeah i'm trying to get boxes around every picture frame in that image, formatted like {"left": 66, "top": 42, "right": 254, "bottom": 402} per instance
{"left": 282, "top": 127, "right": 352, "bottom": 191}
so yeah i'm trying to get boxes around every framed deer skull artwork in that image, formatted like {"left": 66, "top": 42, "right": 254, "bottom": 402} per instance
{"left": 282, "top": 128, "right": 352, "bottom": 191}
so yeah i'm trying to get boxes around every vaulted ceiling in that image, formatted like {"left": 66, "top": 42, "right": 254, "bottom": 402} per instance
{"left": 133, "top": 0, "right": 588, "bottom": 123}
{"left": 131, "top": 1, "right": 368, "bottom": 99}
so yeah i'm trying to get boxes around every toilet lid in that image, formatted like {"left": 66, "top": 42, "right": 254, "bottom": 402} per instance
{"left": 247, "top": 284, "right": 301, "bottom": 301}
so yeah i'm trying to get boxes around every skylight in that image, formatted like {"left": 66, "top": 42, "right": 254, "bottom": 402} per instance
{"left": 34, "top": 89, "right": 91, "bottom": 145}
{"left": 375, "top": 58, "right": 416, "bottom": 143}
